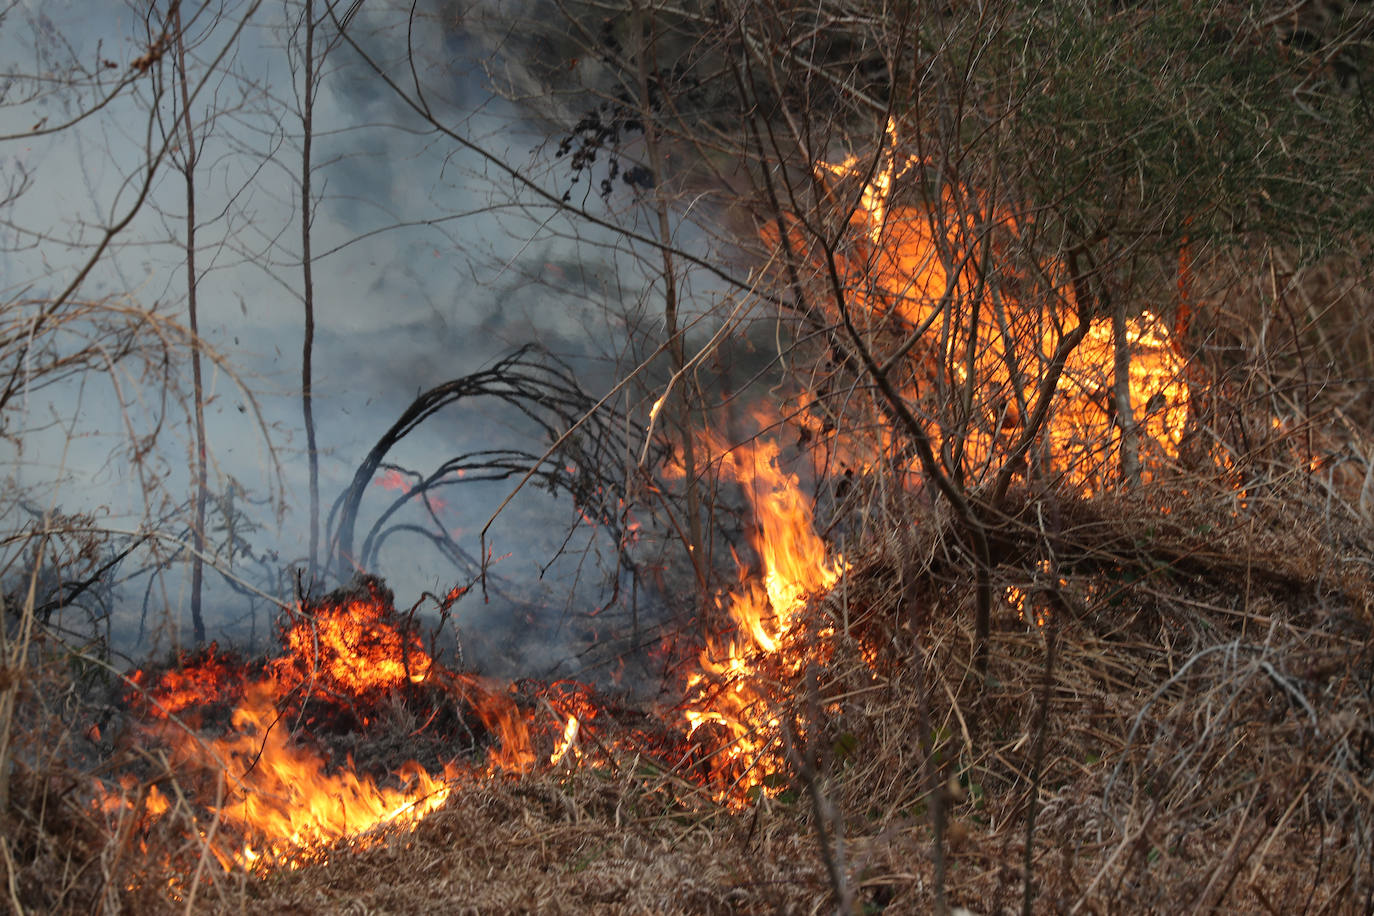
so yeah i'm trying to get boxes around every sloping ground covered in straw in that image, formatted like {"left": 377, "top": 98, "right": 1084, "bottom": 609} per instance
{"left": 5, "top": 469, "right": 1373, "bottom": 914}
{"left": 249, "top": 483, "right": 1374, "bottom": 915}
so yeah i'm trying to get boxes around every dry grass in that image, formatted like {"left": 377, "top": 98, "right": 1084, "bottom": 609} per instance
{"left": 228, "top": 467, "right": 1373, "bottom": 915}
{"left": 231, "top": 774, "right": 826, "bottom": 914}
{"left": 215, "top": 492, "right": 1374, "bottom": 914}
{"left": 5, "top": 251, "right": 1374, "bottom": 913}
{"left": 810, "top": 464, "right": 1374, "bottom": 913}
{"left": 4, "top": 459, "right": 1373, "bottom": 914}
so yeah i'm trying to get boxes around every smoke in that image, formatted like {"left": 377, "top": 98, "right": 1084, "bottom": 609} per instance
{"left": 0, "top": 1, "right": 683, "bottom": 681}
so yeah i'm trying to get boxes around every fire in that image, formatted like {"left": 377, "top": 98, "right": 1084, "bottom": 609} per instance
{"left": 665, "top": 119, "right": 1203, "bottom": 799}
{"left": 664, "top": 121, "right": 1194, "bottom": 805}
{"left": 111, "top": 119, "right": 1202, "bottom": 878}
{"left": 549, "top": 714, "right": 580, "bottom": 765}
{"left": 130, "top": 642, "right": 245, "bottom": 720}
{"left": 460, "top": 676, "right": 536, "bottom": 773}
{"left": 270, "top": 580, "right": 431, "bottom": 694}
{"left": 809, "top": 121, "right": 1191, "bottom": 491}
{"left": 191, "top": 680, "right": 456, "bottom": 868}
{"left": 684, "top": 435, "right": 847, "bottom": 802}
{"left": 709, "top": 435, "right": 844, "bottom": 647}
{"left": 111, "top": 423, "right": 851, "bottom": 878}
{"left": 125, "top": 578, "right": 536, "bottom": 872}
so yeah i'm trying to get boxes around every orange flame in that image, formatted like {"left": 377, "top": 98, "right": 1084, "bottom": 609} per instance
{"left": 459, "top": 677, "right": 536, "bottom": 773}
{"left": 113, "top": 121, "right": 1208, "bottom": 878}
{"left": 549, "top": 714, "right": 580, "bottom": 766}
{"left": 685, "top": 435, "right": 846, "bottom": 802}
{"left": 189, "top": 680, "right": 456, "bottom": 869}
{"left": 808, "top": 121, "right": 1191, "bottom": 491}
{"left": 271, "top": 585, "right": 431, "bottom": 695}
{"left": 127, "top": 581, "right": 543, "bottom": 871}
{"left": 130, "top": 643, "right": 244, "bottom": 721}
{"left": 709, "top": 435, "right": 844, "bottom": 648}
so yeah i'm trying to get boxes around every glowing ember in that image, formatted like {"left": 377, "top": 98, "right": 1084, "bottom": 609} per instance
{"left": 93, "top": 776, "right": 170, "bottom": 820}
{"left": 130, "top": 642, "right": 245, "bottom": 721}
{"left": 270, "top": 580, "right": 431, "bottom": 695}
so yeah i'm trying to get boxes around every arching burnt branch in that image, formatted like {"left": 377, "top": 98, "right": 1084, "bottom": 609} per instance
{"left": 355, "top": 454, "right": 615, "bottom": 602}
{"left": 327, "top": 346, "right": 652, "bottom": 583}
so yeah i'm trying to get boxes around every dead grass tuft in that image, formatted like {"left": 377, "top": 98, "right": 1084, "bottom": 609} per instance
{"left": 221, "top": 772, "right": 828, "bottom": 914}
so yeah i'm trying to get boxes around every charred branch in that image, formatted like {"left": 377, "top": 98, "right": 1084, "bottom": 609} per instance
{"left": 327, "top": 346, "right": 656, "bottom": 588}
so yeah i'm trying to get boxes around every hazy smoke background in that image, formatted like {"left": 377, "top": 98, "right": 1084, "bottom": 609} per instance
{"left": 0, "top": 0, "right": 698, "bottom": 683}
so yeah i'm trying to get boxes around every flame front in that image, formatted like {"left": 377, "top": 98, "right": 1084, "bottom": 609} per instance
{"left": 685, "top": 435, "right": 846, "bottom": 802}
{"left": 672, "top": 120, "right": 1199, "bottom": 800}
{"left": 130, "top": 580, "right": 537, "bottom": 871}
{"left": 199, "top": 680, "right": 455, "bottom": 868}
{"left": 806, "top": 121, "right": 1191, "bottom": 491}
{"left": 113, "top": 119, "right": 1208, "bottom": 882}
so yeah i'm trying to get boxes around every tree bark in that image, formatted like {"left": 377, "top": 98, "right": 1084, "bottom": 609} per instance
{"left": 300, "top": 0, "right": 320, "bottom": 583}
{"left": 174, "top": 1, "right": 208, "bottom": 645}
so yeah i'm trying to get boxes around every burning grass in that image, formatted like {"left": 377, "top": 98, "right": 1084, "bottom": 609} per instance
{"left": 228, "top": 773, "right": 825, "bottom": 914}
{"left": 4, "top": 462, "right": 1371, "bottom": 913}
{"left": 5, "top": 191, "right": 1372, "bottom": 910}
{"left": 5, "top": 315, "right": 1372, "bottom": 911}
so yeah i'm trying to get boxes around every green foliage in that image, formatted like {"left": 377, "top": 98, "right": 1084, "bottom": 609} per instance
{"left": 832, "top": 731, "right": 859, "bottom": 763}
{"left": 924, "top": 0, "right": 1374, "bottom": 262}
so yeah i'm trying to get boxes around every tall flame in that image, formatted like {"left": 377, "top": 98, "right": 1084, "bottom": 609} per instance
{"left": 684, "top": 435, "right": 846, "bottom": 802}
{"left": 711, "top": 435, "right": 844, "bottom": 648}
{"left": 108, "top": 120, "right": 1206, "bottom": 879}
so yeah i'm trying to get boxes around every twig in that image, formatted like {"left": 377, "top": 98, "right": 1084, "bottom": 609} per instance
{"left": 782, "top": 667, "right": 854, "bottom": 915}
{"left": 1021, "top": 594, "right": 1059, "bottom": 916}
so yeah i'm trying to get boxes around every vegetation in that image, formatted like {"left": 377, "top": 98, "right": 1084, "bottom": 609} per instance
{"left": 2, "top": 0, "right": 1373, "bottom": 912}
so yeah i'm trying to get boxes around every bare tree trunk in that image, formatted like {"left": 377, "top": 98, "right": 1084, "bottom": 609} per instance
{"left": 632, "top": 1, "right": 709, "bottom": 632}
{"left": 300, "top": 0, "right": 320, "bottom": 582}
{"left": 1174, "top": 229, "right": 1192, "bottom": 344}
{"left": 174, "top": 2, "right": 208, "bottom": 645}
{"left": 1112, "top": 295, "right": 1141, "bottom": 487}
